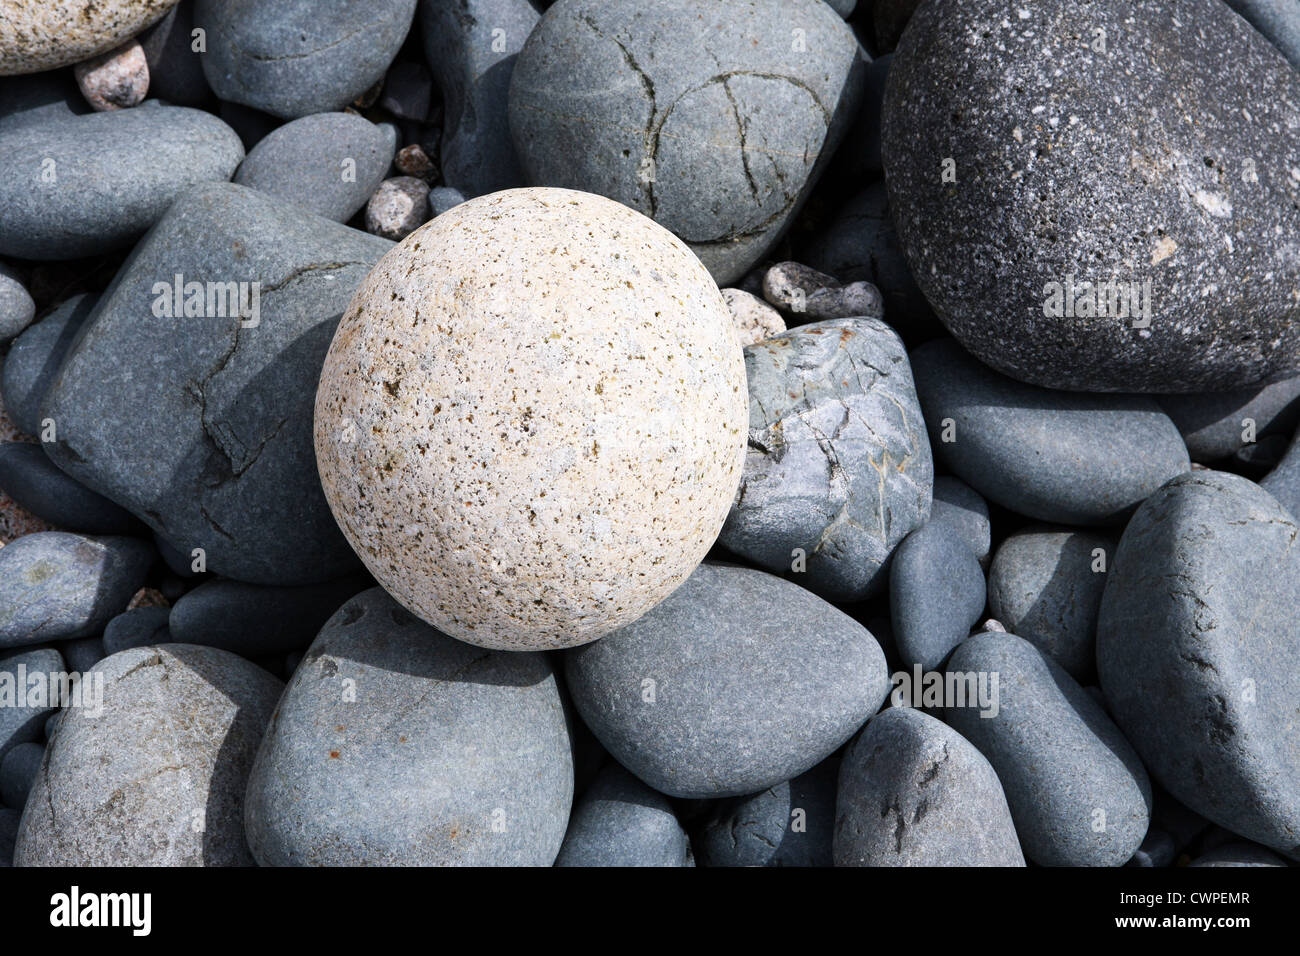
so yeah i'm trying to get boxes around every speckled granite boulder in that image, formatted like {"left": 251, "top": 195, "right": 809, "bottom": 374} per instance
{"left": 889, "top": 521, "right": 986, "bottom": 672}
{"left": 244, "top": 588, "right": 573, "bottom": 866}
{"left": 1097, "top": 471, "right": 1300, "bottom": 860}
{"left": 555, "top": 762, "right": 690, "bottom": 867}
{"left": 14, "top": 644, "right": 282, "bottom": 865}
{"left": 912, "top": 339, "right": 1189, "bottom": 524}
{"left": 883, "top": 0, "right": 1300, "bottom": 392}
{"left": 719, "top": 318, "right": 932, "bottom": 602}
{"left": 696, "top": 759, "right": 837, "bottom": 867}
{"left": 315, "top": 187, "right": 746, "bottom": 650}
{"left": 566, "top": 563, "right": 891, "bottom": 799}
{"left": 947, "top": 632, "right": 1152, "bottom": 867}
{"left": 196, "top": 0, "right": 418, "bottom": 119}
{"left": 834, "top": 708, "right": 1024, "bottom": 867}
{"left": 1158, "top": 375, "right": 1300, "bottom": 463}
{"left": 0, "top": 0, "right": 179, "bottom": 75}
{"left": 43, "top": 183, "right": 392, "bottom": 586}
{"left": 509, "top": 0, "right": 866, "bottom": 285}
{"left": 0, "top": 105, "right": 243, "bottom": 259}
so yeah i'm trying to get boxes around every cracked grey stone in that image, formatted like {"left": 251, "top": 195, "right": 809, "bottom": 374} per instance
{"left": 196, "top": 0, "right": 418, "bottom": 120}
{"left": 0, "top": 104, "right": 243, "bottom": 260}
{"left": 234, "top": 112, "right": 397, "bottom": 222}
{"left": 139, "top": 0, "right": 211, "bottom": 106}
{"left": 1157, "top": 374, "right": 1300, "bottom": 463}
{"left": 719, "top": 318, "right": 933, "bottom": 602}
{"left": 42, "top": 183, "right": 392, "bottom": 586}
{"left": 988, "top": 527, "right": 1117, "bottom": 683}
{"left": 762, "top": 261, "right": 884, "bottom": 324}
{"left": 245, "top": 587, "right": 573, "bottom": 866}
{"left": 509, "top": 0, "right": 866, "bottom": 285}
{"left": 419, "top": 0, "right": 538, "bottom": 198}
{"left": 565, "top": 563, "right": 891, "bottom": 799}
{"left": 0, "top": 442, "right": 133, "bottom": 535}
{"left": 883, "top": 0, "right": 1300, "bottom": 392}
{"left": 555, "top": 762, "right": 691, "bottom": 867}
{"left": 912, "top": 339, "right": 1190, "bottom": 524}
{"left": 0, "top": 532, "right": 154, "bottom": 649}
{"left": 1261, "top": 428, "right": 1300, "bottom": 519}
{"left": 0, "top": 742, "right": 43, "bottom": 809}
{"left": 928, "top": 475, "right": 990, "bottom": 562}
{"left": 101, "top": 606, "right": 171, "bottom": 655}
{"left": 1, "top": 293, "right": 97, "bottom": 438}
{"left": 834, "top": 707, "right": 1025, "bottom": 867}
{"left": 696, "top": 758, "right": 837, "bottom": 867}
{"left": 1097, "top": 470, "right": 1300, "bottom": 860}
{"left": 0, "top": 646, "right": 64, "bottom": 765}
{"left": 1223, "top": 0, "right": 1300, "bottom": 70}
{"left": 947, "top": 631, "right": 1152, "bottom": 867}
{"left": 14, "top": 644, "right": 283, "bottom": 866}
{"left": 0, "top": 262, "right": 34, "bottom": 342}
{"left": 889, "top": 521, "right": 986, "bottom": 672}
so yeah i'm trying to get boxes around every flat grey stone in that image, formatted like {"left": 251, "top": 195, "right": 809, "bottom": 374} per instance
{"left": 197, "top": 0, "right": 418, "bottom": 119}
{"left": 928, "top": 475, "right": 990, "bottom": 562}
{"left": 0, "top": 532, "right": 154, "bottom": 649}
{"left": 889, "top": 521, "right": 986, "bottom": 672}
{"left": 0, "top": 293, "right": 98, "bottom": 438}
{"left": 947, "top": 631, "right": 1152, "bottom": 867}
{"left": 14, "top": 644, "right": 282, "bottom": 865}
{"left": 696, "top": 758, "right": 837, "bottom": 867}
{"left": 509, "top": 0, "right": 866, "bottom": 285}
{"left": 0, "top": 262, "right": 34, "bottom": 342}
{"left": 0, "top": 442, "right": 134, "bottom": 534}
{"left": 1097, "top": 470, "right": 1300, "bottom": 860}
{"left": 912, "top": 339, "right": 1190, "bottom": 524}
{"left": 1157, "top": 375, "right": 1300, "bottom": 463}
{"left": 565, "top": 563, "right": 891, "bottom": 799}
{"left": 0, "top": 742, "right": 42, "bottom": 809}
{"left": 0, "top": 105, "right": 243, "bottom": 259}
{"left": 234, "top": 112, "right": 396, "bottom": 222}
{"left": 883, "top": 0, "right": 1300, "bottom": 392}
{"left": 0, "top": 645, "right": 63, "bottom": 765}
{"left": 42, "top": 183, "right": 392, "bottom": 585}
{"left": 101, "top": 606, "right": 171, "bottom": 656}
{"left": 834, "top": 707, "right": 1025, "bottom": 867}
{"left": 554, "top": 762, "right": 690, "bottom": 867}
{"left": 719, "top": 318, "right": 933, "bottom": 602}
{"left": 245, "top": 587, "right": 572, "bottom": 866}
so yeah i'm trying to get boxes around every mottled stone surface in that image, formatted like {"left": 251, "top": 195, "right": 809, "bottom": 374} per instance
{"left": 719, "top": 318, "right": 932, "bottom": 602}
{"left": 316, "top": 188, "right": 746, "bottom": 650}
{"left": 1097, "top": 471, "right": 1300, "bottom": 860}
{"left": 15, "top": 644, "right": 282, "bottom": 865}
{"left": 73, "top": 39, "right": 149, "bottom": 111}
{"left": 0, "top": 0, "right": 178, "bottom": 75}
{"left": 884, "top": 0, "right": 1300, "bottom": 392}
{"left": 509, "top": 0, "right": 865, "bottom": 284}
{"left": 555, "top": 762, "right": 690, "bottom": 867}
{"left": 834, "top": 707, "right": 1024, "bottom": 867}
{"left": 696, "top": 759, "right": 837, "bottom": 867}
{"left": 721, "top": 288, "right": 785, "bottom": 347}
{"left": 244, "top": 588, "right": 573, "bottom": 866}
{"left": 1224, "top": 0, "right": 1300, "bottom": 70}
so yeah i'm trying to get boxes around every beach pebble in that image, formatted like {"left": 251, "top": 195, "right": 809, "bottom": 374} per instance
{"left": 721, "top": 288, "right": 786, "bottom": 347}
{"left": 393, "top": 143, "right": 436, "bottom": 181}
{"left": 428, "top": 185, "right": 466, "bottom": 218}
{"left": 0, "top": 293, "right": 97, "bottom": 437}
{"left": 1189, "top": 843, "right": 1289, "bottom": 867}
{"left": 927, "top": 476, "right": 991, "bottom": 562}
{"left": 1097, "top": 470, "right": 1300, "bottom": 860}
{"left": 0, "top": 442, "right": 134, "bottom": 535}
{"left": 889, "top": 522, "right": 986, "bottom": 672}
{"left": 834, "top": 707, "right": 1025, "bottom": 867}
{"left": 1157, "top": 375, "right": 1300, "bottom": 463}
{"left": 565, "top": 563, "right": 891, "bottom": 799}
{"left": 316, "top": 187, "right": 746, "bottom": 650}
{"left": 555, "top": 763, "right": 691, "bottom": 867}
{"left": 696, "top": 760, "right": 837, "bottom": 867}
{"left": 719, "top": 318, "right": 932, "bottom": 602}
{"left": 0, "top": 263, "right": 35, "bottom": 342}
{"left": 912, "top": 339, "right": 1190, "bottom": 524}
{"left": 101, "top": 607, "right": 171, "bottom": 655}
{"left": 762, "top": 262, "right": 885, "bottom": 324}
{"left": 0, "top": 742, "right": 43, "bottom": 809}
{"left": 0, "top": 647, "right": 65, "bottom": 765}
{"left": 244, "top": 587, "right": 573, "bottom": 866}
{"left": 14, "top": 644, "right": 282, "bottom": 865}
{"left": 0, "top": 0, "right": 179, "bottom": 75}
{"left": 58, "top": 637, "right": 104, "bottom": 675}
{"left": 364, "top": 176, "right": 430, "bottom": 240}
{"left": 73, "top": 39, "right": 149, "bottom": 111}
{"left": 1259, "top": 428, "right": 1300, "bottom": 519}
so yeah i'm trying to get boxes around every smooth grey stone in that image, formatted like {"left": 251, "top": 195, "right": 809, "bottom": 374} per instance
{"left": 719, "top": 318, "right": 933, "bottom": 602}
{"left": 0, "top": 808, "right": 17, "bottom": 865}
{"left": 42, "top": 183, "right": 392, "bottom": 586}
{"left": 1224, "top": 0, "right": 1300, "bottom": 70}
{"left": 761, "top": 262, "right": 884, "bottom": 323}
{"left": 0, "top": 293, "right": 97, "bottom": 438}
{"left": 1189, "top": 843, "right": 1289, "bottom": 867}
{"left": 0, "top": 442, "right": 133, "bottom": 534}
{"left": 0, "top": 105, "right": 243, "bottom": 260}
{"left": 696, "top": 759, "right": 836, "bottom": 868}
{"left": 1127, "top": 829, "right": 1177, "bottom": 868}
{"left": 57, "top": 637, "right": 103, "bottom": 675}
{"left": 0, "top": 533, "right": 154, "bottom": 648}
{"left": 1260, "top": 427, "right": 1300, "bottom": 519}
{"left": 947, "top": 631, "right": 1152, "bottom": 867}
{"left": 1097, "top": 470, "right": 1300, "bottom": 860}
{"left": 197, "top": 0, "right": 418, "bottom": 119}
{"left": 15, "top": 644, "right": 282, "bottom": 865}
{"left": 883, "top": 0, "right": 1300, "bottom": 392}
{"left": 0, "top": 646, "right": 63, "bottom": 765}
{"left": 566, "top": 563, "right": 891, "bottom": 799}
{"left": 169, "top": 576, "right": 369, "bottom": 655}
{"left": 101, "top": 607, "right": 171, "bottom": 656}
{"left": 0, "top": 742, "right": 42, "bottom": 809}
{"left": 889, "top": 522, "right": 986, "bottom": 672}
{"left": 420, "top": 0, "right": 538, "bottom": 197}
{"left": 555, "top": 762, "right": 690, "bottom": 867}
{"left": 928, "top": 475, "right": 990, "bottom": 562}
{"left": 0, "top": 70, "right": 88, "bottom": 135}
{"left": 245, "top": 587, "right": 573, "bottom": 866}
{"left": 987, "top": 527, "right": 1116, "bottom": 683}
{"left": 509, "top": 0, "right": 866, "bottom": 285}
{"left": 1157, "top": 375, "right": 1300, "bottom": 463}
{"left": 234, "top": 112, "right": 396, "bottom": 222}
{"left": 0, "top": 262, "right": 34, "bottom": 342}
{"left": 428, "top": 185, "right": 466, "bottom": 218}
{"left": 912, "top": 339, "right": 1190, "bottom": 524}
{"left": 139, "top": 1, "right": 211, "bottom": 106}
{"left": 834, "top": 707, "right": 1025, "bottom": 867}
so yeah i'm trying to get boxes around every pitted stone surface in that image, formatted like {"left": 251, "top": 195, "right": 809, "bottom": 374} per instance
{"left": 0, "top": 0, "right": 178, "bottom": 75}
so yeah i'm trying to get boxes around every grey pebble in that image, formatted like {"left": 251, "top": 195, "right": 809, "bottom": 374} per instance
{"left": 428, "top": 185, "right": 467, "bottom": 219}
{"left": 0, "top": 442, "right": 134, "bottom": 534}
{"left": 101, "top": 606, "right": 171, "bottom": 656}
{"left": 1189, "top": 843, "right": 1289, "bottom": 867}
{"left": 762, "top": 261, "right": 885, "bottom": 323}
{"left": 928, "top": 475, "right": 991, "bottom": 562}
{"left": 0, "top": 293, "right": 97, "bottom": 437}
{"left": 555, "top": 762, "right": 691, "bottom": 867}
{"left": 0, "top": 742, "right": 43, "bottom": 809}
{"left": 696, "top": 759, "right": 838, "bottom": 867}
{"left": 889, "top": 521, "right": 986, "bottom": 672}
{"left": 0, "top": 647, "right": 64, "bottom": 765}
{"left": 1157, "top": 374, "right": 1300, "bottom": 463}
{"left": 365, "top": 176, "right": 430, "bottom": 239}
{"left": 0, "top": 262, "right": 35, "bottom": 342}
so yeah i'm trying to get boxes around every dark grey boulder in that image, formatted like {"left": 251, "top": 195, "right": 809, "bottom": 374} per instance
{"left": 0, "top": 646, "right": 64, "bottom": 764}
{"left": 0, "top": 442, "right": 134, "bottom": 534}
{"left": 554, "top": 762, "right": 691, "bottom": 867}
{"left": 1157, "top": 375, "right": 1300, "bottom": 463}
{"left": 696, "top": 759, "right": 837, "bottom": 867}
{"left": 0, "top": 293, "right": 97, "bottom": 438}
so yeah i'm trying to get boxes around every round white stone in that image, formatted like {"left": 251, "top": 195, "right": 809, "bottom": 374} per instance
{"left": 314, "top": 187, "right": 748, "bottom": 650}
